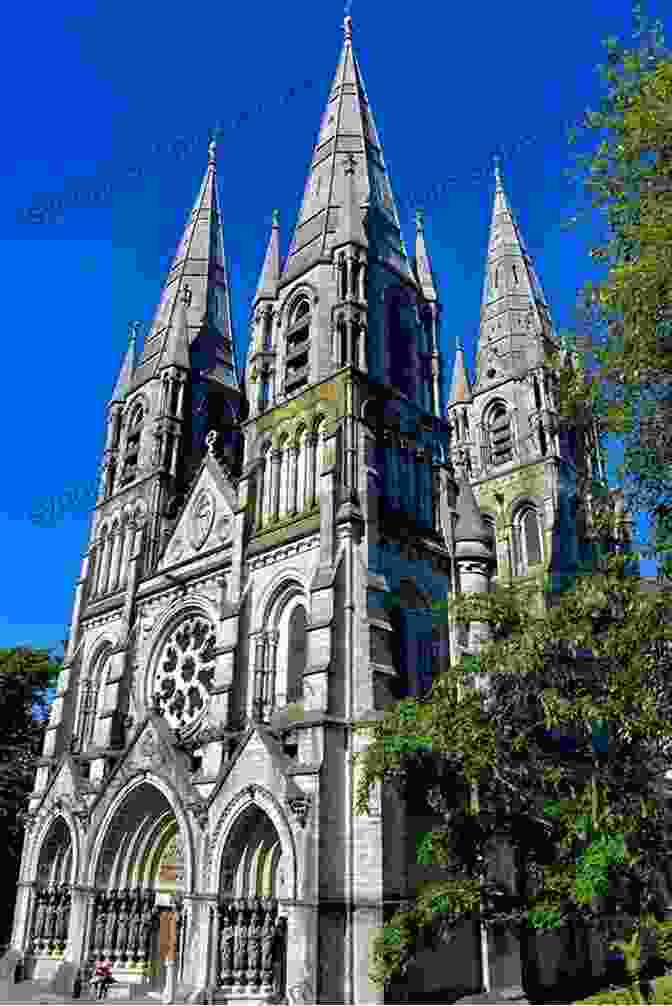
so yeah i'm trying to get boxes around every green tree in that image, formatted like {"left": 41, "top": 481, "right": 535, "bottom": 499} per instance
{"left": 558, "top": 3, "right": 672, "bottom": 566}
{"left": 0, "top": 646, "right": 61, "bottom": 946}
{"left": 355, "top": 558, "right": 672, "bottom": 994}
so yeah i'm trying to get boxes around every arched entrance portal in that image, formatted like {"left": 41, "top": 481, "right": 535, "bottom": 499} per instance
{"left": 89, "top": 783, "right": 186, "bottom": 994}
{"left": 214, "top": 805, "right": 287, "bottom": 997}
{"left": 28, "top": 819, "right": 73, "bottom": 977}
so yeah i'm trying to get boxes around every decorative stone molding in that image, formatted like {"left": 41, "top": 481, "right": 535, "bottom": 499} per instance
{"left": 188, "top": 799, "right": 209, "bottom": 831}
{"left": 285, "top": 793, "right": 312, "bottom": 828}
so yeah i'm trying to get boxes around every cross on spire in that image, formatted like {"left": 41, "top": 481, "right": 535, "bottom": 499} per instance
{"left": 344, "top": 9, "right": 353, "bottom": 42}
{"left": 494, "top": 154, "right": 502, "bottom": 187}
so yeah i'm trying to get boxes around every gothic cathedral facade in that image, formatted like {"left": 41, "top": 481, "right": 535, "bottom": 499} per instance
{"left": 10, "top": 15, "right": 603, "bottom": 1004}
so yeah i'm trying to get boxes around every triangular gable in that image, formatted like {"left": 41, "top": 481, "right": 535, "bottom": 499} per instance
{"left": 208, "top": 724, "right": 304, "bottom": 809}
{"left": 159, "top": 453, "right": 237, "bottom": 571}
{"left": 88, "top": 714, "right": 200, "bottom": 821}
{"left": 35, "top": 754, "right": 81, "bottom": 817}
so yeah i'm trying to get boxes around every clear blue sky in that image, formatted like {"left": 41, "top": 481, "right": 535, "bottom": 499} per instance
{"left": 1, "top": 0, "right": 668, "bottom": 651}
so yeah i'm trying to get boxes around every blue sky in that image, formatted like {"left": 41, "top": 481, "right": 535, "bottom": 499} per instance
{"left": 1, "top": 0, "right": 668, "bottom": 651}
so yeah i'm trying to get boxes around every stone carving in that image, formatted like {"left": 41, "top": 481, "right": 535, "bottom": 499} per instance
{"left": 191, "top": 489, "right": 215, "bottom": 551}
{"left": 219, "top": 905, "right": 235, "bottom": 984}
{"left": 246, "top": 899, "right": 262, "bottom": 985}
{"left": 216, "top": 897, "right": 282, "bottom": 992}
{"left": 233, "top": 899, "right": 248, "bottom": 982}
{"left": 286, "top": 793, "right": 312, "bottom": 828}
{"left": 151, "top": 615, "right": 216, "bottom": 736}
{"left": 189, "top": 800, "right": 209, "bottom": 831}
{"left": 139, "top": 733, "right": 156, "bottom": 762}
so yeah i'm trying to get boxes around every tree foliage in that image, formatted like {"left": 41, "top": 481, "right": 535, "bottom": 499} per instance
{"left": 0, "top": 646, "right": 61, "bottom": 943}
{"left": 355, "top": 558, "right": 672, "bottom": 988}
{"left": 557, "top": 4, "right": 672, "bottom": 553}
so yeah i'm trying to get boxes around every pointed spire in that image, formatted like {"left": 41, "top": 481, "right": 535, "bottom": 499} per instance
{"left": 254, "top": 210, "right": 281, "bottom": 303}
{"left": 476, "top": 163, "right": 557, "bottom": 385}
{"left": 110, "top": 322, "right": 138, "bottom": 402}
{"left": 448, "top": 340, "right": 472, "bottom": 405}
{"left": 454, "top": 478, "right": 494, "bottom": 550}
{"left": 134, "top": 138, "right": 239, "bottom": 391}
{"left": 160, "top": 283, "right": 191, "bottom": 371}
{"left": 334, "top": 154, "right": 368, "bottom": 249}
{"left": 414, "top": 209, "right": 438, "bottom": 301}
{"left": 282, "top": 15, "right": 412, "bottom": 282}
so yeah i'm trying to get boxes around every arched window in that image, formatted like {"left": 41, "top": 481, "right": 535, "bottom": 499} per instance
{"left": 285, "top": 298, "right": 311, "bottom": 395}
{"left": 78, "top": 649, "right": 112, "bottom": 750}
{"left": 486, "top": 402, "right": 513, "bottom": 466}
{"left": 483, "top": 515, "right": 498, "bottom": 575}
{"left": 512, "top": 507, "right": 543, "bottom": 574}
{"left": 122, "top": 403, "right": 144, "bottom": 485}
{"left": 292, "top": 299, "right": 310, "bottom": 325}
{"left": 286, "top": 607, "right": 307, "bottom": 702}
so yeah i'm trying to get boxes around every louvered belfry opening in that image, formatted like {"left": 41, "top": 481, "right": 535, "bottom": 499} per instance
{"left": 488, "top": 403, "right": 513, "bottom": 465}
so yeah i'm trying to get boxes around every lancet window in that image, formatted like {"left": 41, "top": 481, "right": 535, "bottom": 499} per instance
{"left": 284, "top": 298, "right": 311, "bottom": 396}
{"left": 121, "top": 403, "right": 144, "bottom": 485}
{"left": 512, "top": 506, "right": 544, "bottom": 575}
{"left": 484, "top": 401, "right": 514, "bottom": 467}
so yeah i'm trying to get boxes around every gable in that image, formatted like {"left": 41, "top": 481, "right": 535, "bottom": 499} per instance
{"left": 159, "top": 455, "right": 236, "bottom": 571}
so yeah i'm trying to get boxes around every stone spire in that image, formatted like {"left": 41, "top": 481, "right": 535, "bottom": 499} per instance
{"left": 282, "top": 14, "right": 412, "bottom": 282}
{"left": 334, "top": 154, "right": 368, "bottom": 249}
{"left": 133, "top": 137, "right": 239, "bottom": 392}
{"left": 414, "top": 210, "right": 438, "bottom": 301}
{"left": 160, "top": 284, "right": 191, "bottom": 371}
{"left": 254, "top": 210, "right": 281, "bottom": 304}
{"left": 110, "top": 323, "right": 138, "bottom": 402}
{"left": 476, "top": 159, "right": 558, "bottom": 388}
{"left": 448, "top": 340, "right": 472, "bottom": 405}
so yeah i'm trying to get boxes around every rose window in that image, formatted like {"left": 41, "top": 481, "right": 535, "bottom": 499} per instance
{"left": 152, "top": 616, "right": 217, "bottom": 734}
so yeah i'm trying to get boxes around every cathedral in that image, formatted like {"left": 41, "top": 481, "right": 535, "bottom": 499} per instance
{"left": 9, "top": 14, "right": 612, "bottom": 1005}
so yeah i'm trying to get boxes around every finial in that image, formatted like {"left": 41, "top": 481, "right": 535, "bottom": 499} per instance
{"left": 208, "top": 137, "right": 217, "bottom": 166}
{"left": 344, "top": 9, "right": 353, "bottom": 42}
{"left": 344, "top": 153, "right": 356, "bottom": 175}
{"left": 181, "top": 283, "right": 192, "bottom": 307}
{"left": 415, "top": 208, "right": 424, "bottom": 231}
{"left": 272, "top": 209, "right": 279, "bottom": 227}
{"left": 494, "top": 154, "right": 502, "bottom": 186}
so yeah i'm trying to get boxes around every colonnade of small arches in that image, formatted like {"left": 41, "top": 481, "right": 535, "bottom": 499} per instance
{"left": 254, "top": 417, "right": 328, "bottom": 528}
{"left": 89, "top": 503, "right": 148, "bottom": 599}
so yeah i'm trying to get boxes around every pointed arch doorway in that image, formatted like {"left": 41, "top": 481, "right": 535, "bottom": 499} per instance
{"left": 214, "top": 804, "right": 288, "bottom": 998}
{"left": 90, "top": 782, "right": 187, "bottom": 996}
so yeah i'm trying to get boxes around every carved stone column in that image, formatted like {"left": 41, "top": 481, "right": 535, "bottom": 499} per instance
{"left": 271, "top": 448, "right": 282, "bottom": 522}
{"left": 289, "top": 445, "right": 300, "bottom": 515}
{"left": 264, "top": 630, "right": 279, "bottom": 715}
{"left": 252, "top": 635, "right": 266, "bottom": 722}
{"left": 306, "top": 433, "right": 318, "bottom": 508}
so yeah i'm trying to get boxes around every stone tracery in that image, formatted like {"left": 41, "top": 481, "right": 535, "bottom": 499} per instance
{"left": 150, "top": 615, "right": 217, "bottom": 735}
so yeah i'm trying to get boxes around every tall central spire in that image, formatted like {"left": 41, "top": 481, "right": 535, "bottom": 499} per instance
{"left": 282, "top": 14, "right": 412, "bottom": 282}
